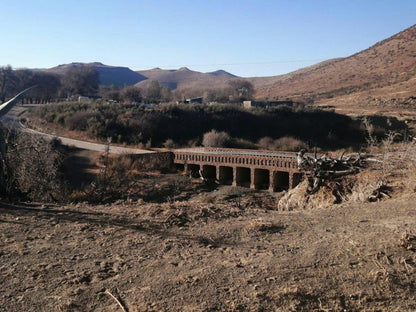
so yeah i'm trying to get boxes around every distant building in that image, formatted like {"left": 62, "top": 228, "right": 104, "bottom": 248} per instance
{"left": 243, "top": 100, "right": 293, "bottom": 109}
{"left": 78, "top": 96, "right": 91, "bottom": 102}
{"left": 185, "top": 97, "right": 203, "bottom": 104}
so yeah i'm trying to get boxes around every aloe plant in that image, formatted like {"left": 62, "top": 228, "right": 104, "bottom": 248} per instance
{"left": 0, "top": 86, "right": 36, "bottom": 118}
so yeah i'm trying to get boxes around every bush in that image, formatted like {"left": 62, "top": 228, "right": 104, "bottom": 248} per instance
{"left": 202, "top": 130, "right": 232, "bottom": 147}
{"left": 258, "top": 136, "right": 307, "bottom": 151}
{"left": 32, "top": 100, "right": 405, "bottom": 149}
{"left": 163, "top": 139, "right": 177, "bottom": 149}
{"left": 4, "top": 131, "right": 67, "bottom": 201}
{"left": 66, "top": 111, "right": 96, "bottom": 131}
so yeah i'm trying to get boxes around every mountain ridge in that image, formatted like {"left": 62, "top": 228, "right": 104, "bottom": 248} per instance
{"left": 251, "top": 24, "right": 416, "bottom": 104}
{"left": 135, "top": 67, "right": 239, "bottom": 91}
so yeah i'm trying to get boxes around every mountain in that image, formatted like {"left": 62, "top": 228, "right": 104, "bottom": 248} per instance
{"left": 250, "top": 24, "right": 416, "bottom": 117}
{"left": 135, "top": 67, "right": 239, "bottom": 91}
{"left": 207, "top": 70, "right": 237, "bottom": 78}
{"left": 41, "top": 62, "right": 239, "bottom": 94}
{"left": 46, "top": 62, "right": 147, "bottom": 87}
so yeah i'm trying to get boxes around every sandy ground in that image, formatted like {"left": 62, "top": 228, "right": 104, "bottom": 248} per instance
{"left": 1, "top": 185, "right": 415, "bottom": 311}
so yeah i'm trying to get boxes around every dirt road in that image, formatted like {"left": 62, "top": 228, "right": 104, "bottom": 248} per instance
{"left": 1, "top": 105, "right": 154, "bottom": 155}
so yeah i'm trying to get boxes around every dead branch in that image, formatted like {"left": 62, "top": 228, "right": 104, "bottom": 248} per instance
{"left": 297, "top": 149, "right": 369, "bottom": 194}
{"left": 105, "top": 289, "right": 128, "bottom": 312}
{"left": 368, "top": 181, "right": 391, "bottom": 202}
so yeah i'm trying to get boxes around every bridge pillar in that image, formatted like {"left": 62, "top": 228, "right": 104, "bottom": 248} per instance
{"left": 269, "top": 171, "right": 275, "bottom": 192}
{"left": 232, "top": 167, "right": 237, "bottom": 187}
{"left": 250, "top": 169, "right": 255, "bottom": 189}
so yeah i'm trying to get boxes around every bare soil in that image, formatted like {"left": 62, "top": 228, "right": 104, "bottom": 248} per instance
{"left": 1, "top": 180, "right": 415, "bottom": 311}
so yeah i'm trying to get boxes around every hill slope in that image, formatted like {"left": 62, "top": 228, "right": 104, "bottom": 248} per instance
{"left": 251, "top": 24, "right": 416, "bottom": 116}
{"left": 136, "top": 67, "right": 239, "bottom": 91}
{"left": 46, "top": 62, "right": 147, "bottom": 87}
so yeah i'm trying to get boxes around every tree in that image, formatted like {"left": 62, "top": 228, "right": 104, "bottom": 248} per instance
{"left": 160, "top": 85, "right": 172, "bottom": 102}
{"left": 62, "top": 66, "right": 99, "bottom": 97}
{"left": 203, "top": 88, "right": 231, "bottom": 103}
{"left": 121, "top": 86, "right": 142, "bottom": 103}
{"left": 0, "top": 66, "right": 18, "bottom": 103}
{"left": 14, "top": 70, "right": 61, "bottom": 103}
{"left": 202, "top": 130, "right": 232, "bottom": 147}
{"left": 145, "top": 80, "right": 161, "bottom": 103}
{"left": 228, "top": 79, "right": 254, "bottom": 101}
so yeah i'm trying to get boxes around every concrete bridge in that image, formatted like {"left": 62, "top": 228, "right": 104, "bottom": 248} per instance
{"left": 173, "top": 148, "right": 303, "bottom": 191}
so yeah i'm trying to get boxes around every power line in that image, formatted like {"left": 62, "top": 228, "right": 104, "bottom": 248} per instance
{"left": 134, "top": 58, "right": 327, "bottom": 69}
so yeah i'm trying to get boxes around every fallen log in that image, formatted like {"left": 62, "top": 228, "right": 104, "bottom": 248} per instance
{"left": 297, "top": 149, "right": 369, "bottom": 194}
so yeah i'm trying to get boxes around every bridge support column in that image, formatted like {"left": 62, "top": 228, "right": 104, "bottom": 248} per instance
{"left": 269, "top": 171, "right": 275, "bottom": 192}
{"left": 232, "top": 167, "right": 237, "bottom": 187}
{"left": 250, "top": 169, "right": 255, "bottom": 189}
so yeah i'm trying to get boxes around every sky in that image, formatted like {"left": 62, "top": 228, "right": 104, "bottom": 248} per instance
{"left": 0, "top": 0, "right": 415, "bottom": 77}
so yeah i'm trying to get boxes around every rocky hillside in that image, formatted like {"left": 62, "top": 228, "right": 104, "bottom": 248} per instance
{"left": 250, "top": 24, "right": 416, "bottom": 114}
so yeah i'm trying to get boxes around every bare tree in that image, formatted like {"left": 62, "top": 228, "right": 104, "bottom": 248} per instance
{"left": 228, "top": 79, "right": 254, "bottom": 101}
{"left": 121, "top": 86, "right": 142, "bottom": 103}
{"left": 62, "top": 66, "right": 99, "bottom": 97}
{"left": 0, "top": 66, "right": 18, "bottom": 103}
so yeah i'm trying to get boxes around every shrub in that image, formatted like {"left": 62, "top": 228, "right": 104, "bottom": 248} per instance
{"left": 258, "top": 136, "right": 307, "bottom": 151}
{"left": 4, "top": 131, "right": 67, "bottom": 201}
{"left": 258, "top": 137, "right": 274, "bottom": 149}
{"left": 163, "top": 139, "right": 176, "bottom": 149}
{"left": 66, "top": 111, "right": 96, "bottom": 131}
{"left": 202, "top": 130, "right": 232, "bottom": 147}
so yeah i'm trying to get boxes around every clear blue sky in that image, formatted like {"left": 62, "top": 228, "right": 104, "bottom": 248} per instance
{"left": 0, "top": 0, "right": 414, "bottom": 77}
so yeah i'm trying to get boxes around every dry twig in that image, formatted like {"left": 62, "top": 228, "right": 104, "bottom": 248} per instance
{"left": 105, "top": 289, "right": 128, "bottom": 312}
{"left": 297, "top": 150, "right": 368, "bottom": 194}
